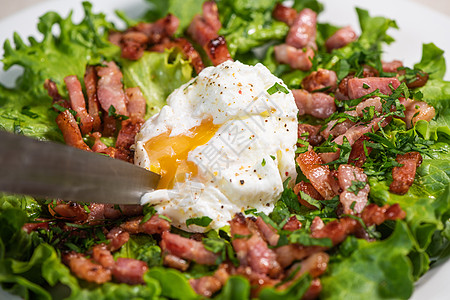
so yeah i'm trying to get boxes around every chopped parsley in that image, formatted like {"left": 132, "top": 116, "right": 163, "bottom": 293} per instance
{"left": 347, "top": 180, "right": 367, "bottom": 195}
{"left": 267, "top": 82, "right": 289, "bottom": 95}
{"left": 186, "top": 216, "right": 213, "bottom": 227}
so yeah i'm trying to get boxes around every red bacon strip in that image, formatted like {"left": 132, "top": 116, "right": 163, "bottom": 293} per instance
{"left": 272, "top": 3, "right": 297, "bottom": 26}
{"left": 286, "top": 8, "right": 317, "bottom": 50}
{"left": 302, "top": 68, "right": 338, "bottom": 92}
{"left": 390, "top": 152, "right": 423, "bottom": 195}
{"left": 292, "top": 89, "right": 336, "bottom": 119}
{"left": 64, "top": 75, "right": 94, "bottom": 135}
{"left": 84, "top": 65, "right": 102, "bottom": 132}
{"left": 55, "top": 110, "right": 91, "bottom": 151}
{"left": 325, "top": 26, "right": 358, "bottom": 52}
{"left": 274, "top": 44, "right": 314, "bottom": 71}
{"left": 96, "top": 61, "right": 129, "bottom": 117}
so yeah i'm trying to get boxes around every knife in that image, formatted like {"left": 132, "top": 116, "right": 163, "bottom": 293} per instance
{"left": 0, "top": 130, "right": 160, "bottom": 204}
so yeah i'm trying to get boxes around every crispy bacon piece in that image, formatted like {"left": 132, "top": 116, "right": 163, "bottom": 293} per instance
{"left": 325, "top": 26, "right": 358, "bottom": 52}
{"left": 280, "top": 252, "right": 329, "bottom": 290}
{"left": 399, "top": 98, "right": 435, "bottom": 129}
{"left": 302, "top": 279, "right": 322, "bottom": 300}
{"left": 112, "top": 258, "right": 148, "bottom": 284}
{"left": 274, "top": 44, "right": 314, "bottom": 71}
{"left": 44, "top": 79, "right": 70, "bottom": 110}
{"left": 96, "top": 61, "right": 129, "bottom": 117}
{"left": 294, "top": 181, "right": 323, "bottom": 209}
{"left": 163, "top": 254, "right": 190, "bottom": 271}
{"left": 115, "top": 118, "right": 144, "bottom": 162}
{"left": 120, "top": 215, "right": 171, "bottom": 235}
{"left": 22, "top": 219, "right": 50, "bottom": 233}
{"left": 150, "top": 38, "right": 205, "bottom": 74}
{"left": 337, "top": 164, "right": 369, "bottom": 214}
{"left": 103, "top": 204, "right": 143, "bottom": 219}
{"left": 272, "top": 3, "right": 297, "bottom": 26}
{"left": 348, "top": 135, "right": 372, "bottom": 167}
{"left": 63, "top": 252, "right": 111, "bottom": 284}
{"left": 90, "top": 132, "right": 116, "bottom": 157}
{"left": 230, "top": 214, "right": 282, "bottom": 278}
{"left": 283, "top": 216, "right": 302, "bottom": 231}
{"left": 161, "top": 231, "right": 219, "bottom": 265}
{"left": 298, "top": 124, "right": 323, "bottom": 146}
{"left": 362, "top": 203, "right": 406, "bottom": 226}
{"left": 119, "top": 31, "right": 148, "bottom": 60}
{"left": 321, "top": 110, "right": 357, "bottom": 140}
{"left": 286, "top": 8, "right": 317, "bottom": 50}
{"left": 92, "top": 244, "right": 115, "bottom": 268}
{"left": 84, "top": 66, "right": 102, "bottom": 132}
{"left": 382, "top": 60, "right": 403, "bottom": 73}
{"left": 302, "top": 68, "right": 338, "bottom": 92}
{"left": 133, "top": 14, "right": 180, "bottom": 45}
{"left": 292, "top": 89, "right": 336, "bottom": 119}
{"left": 404, "top": 70, "right": 429, "bottom": 89}
{"left": 55, "top": 110, "right": 92, "bottom": 151}
{"left": 310, "top": 216, "right": 325, "bottom": 233}
{"left": 190, "top": 276, "right": 222, "bottom": 297}
{"left": 106, "top": 227, "right": 130, "bottom": 251}
{"left": 102, "top": 114, "right": 117, "bottom": 137}
{"left": 188, "top": 1, "right": 232, "bottom": 66}
{"left": 390, "top": 152, "right": 422, "bottom": 195}
{"left": 48, "top": 201, "right": 88, "bottom": 222}
{"left": 255, "top": 216, "right": 279, "bottom": 247}
{"left": 296, "top": 150, "right": 339, "bottom": 200}
{"left": 347, "top": 77, "right": 400, "bottom": 99}
{"left": 64, "top": 75, "right": 94, "bottom": 135}
{"left": 311, "top": 217, "right": 359, "bottom": 245}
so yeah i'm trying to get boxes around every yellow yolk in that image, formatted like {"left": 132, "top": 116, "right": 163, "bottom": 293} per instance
{"left": 144, "top": 117, "right": 220, "bottom": 189}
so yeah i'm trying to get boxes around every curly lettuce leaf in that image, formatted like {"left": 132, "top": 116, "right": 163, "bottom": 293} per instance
{"left": 321, "top": 221, "right": 414, "bottom": 300}
{"left": 113, "top": 235, "right": 161, "bottom": 268}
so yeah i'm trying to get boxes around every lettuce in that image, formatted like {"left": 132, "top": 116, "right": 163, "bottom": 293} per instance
{"left": 113, "top": 235, "right": 162, "bottom": 268}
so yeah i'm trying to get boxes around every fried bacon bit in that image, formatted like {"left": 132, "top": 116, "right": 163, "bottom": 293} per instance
{"left": 298, "top": 124, "right": 323, "bottom": 146}
{"left": 274, "top": 44, "right": 314, "bottom": 71}
{"left": 63, "top": 252, "right": 111, "bottom": 284}
{"left": 321, "top": 111, "right": 357, "bottom": 140}
{"left": 272, "top": 3, "right": 297, "bottom": 26}
{"left": 64, "top": 75, "right": 94, "bottom": 135}
{"left": 255, "top": 216, "right": 279, "bottom": 247}
{"left": 302, "top": 278, "right": 322, "bottom": 300}
{"left": 399, "top": 98, "right": 436, "bottom": 129}
{"left": 390, "top": 152, "right": 423, "bottom": 195}
{"left": 163, "top": 254, "right": 190, "bottom": 271}
{"left": 283, "top": 216, "right": 302, "bottom": 231}
{"left": 310, "top": 216, "right": 325, "bottom": 233}
{"left": 103, "top": 204, "right": 143, "bottom": 219}
{"left": 161, "top": 231, "right": 219, "bottom": 265}
{"left": 120, "top": 215, "right": 171, "bottom": 235}
{"left": 22, "top": 219, "right": 50, "bottom": 233}
{"left": 44, "top": 79, "right": 70, "bottom": 110}
{"left": 302, "top": 68, "right": 338, "bottom": 92}
{"left": 382, "top": 60, "right": 403, "bottom": 73}
{"left": 48, "top": 200, "right": 89, "bottom": 222}
{"left": 294, "top": 181, "right": 323, "bottom": 210}
{"left": 337, "top": 164, "right": 369, "bottom": 214}
{"left": 134, "top": 14, "right": 180, "bottom": 45}
{"left": 90, "top": 132, "right": 116, "bottom": 157}
{"left": 325, "top": 26, "right": 358, "bottom": 52}
{"left": 296, "top": 150, "right": 339, "bottom": 200}
{"left": 190, "top": 276, "right": 222, "bottom": 297}
{"left": 292, "top": 89, "right": 336, "bottom": 119}
{"left": 311, "top": 217, "right": 359, "bottom": 246}
{"left": 55, "top": 110, "right": 92, "bottom": 151}
{"left": 92, "top": 244, "right": 115, "bottom": 268}
{"left": 84, "top": 66, "right": 102, "bottom": 132}
{"left": 114, "top": 118, "right": 144, "bottom": 162}
{"left": 106, "top": 227, "right": 130, "bottom": 251}
{"left": 96, "top": 61, "right": 129, "bottom": 117}
{"left": 362, "top": 203, "right": 406, "bottom": 226}
{"left": 188, "top": 1, "right": 232, "bottom": 66}
{"left": 112, "top": 258, "right": 148, "bottom": 285}
{"left": 348, "top": 135, "right": 372, "bottom": 167}
{"left": 404, "top": 70, "right": 429, "bottom": 89}
{"left": 347, "top": 77, "right": 400, "bottom": 99}
{"left": 286, "top": 8, "right": 317, "bottom": 50}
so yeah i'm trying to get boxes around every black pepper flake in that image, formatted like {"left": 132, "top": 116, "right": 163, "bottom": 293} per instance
{"left": 240, "top": 180, "right": 245, "bottom": 185}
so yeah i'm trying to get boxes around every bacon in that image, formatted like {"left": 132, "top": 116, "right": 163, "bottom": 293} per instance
{"left": 150, "top": 38, "right": 205, "bottom": 74}
{"left": 190, "top": 276, "right": 222, "bottom": 297}
{"left": 272, "top": 3, "right": 297, "bottom": 26}
{"left": 286, "top": 8, "right": 317, "bottom": 50}
{"left": 321, "top": 111, "right": 357, "bottom": 140}
{"left": 280, "top": 252, "right": 329, "bottom": 290}
{"left": 275, "top": 244, "right": 319, "bottom": 269}
{"left": 390, "top": 152, "right": 422, "bottom": 195}
{"left": 90, "top": 132, "right": 116, "bottom": 157}
{"left": 64, "top": 75, "right": 94, "bottom": 135}
{"left": 302, "top": 278, "right": 322, "bottom": 300}
{"left": 310, "top": 216, "right": 325, "bottom": 233}
{"left": 188, "top": 1, "right": 232, "bottom": 66}
{"left": 325, "top": 26, "right": 358, "bottom": 52}
{"left": 347, "top": 77, "right": 400, "bottom": 99}
{"left": 337, "top": 164, "right": 369, "bottom": 214}
{"left": 103, "top": 204, "right": 143, "bottom": 219}
{"left": 115, "top": 118, "right": 144, "bottom": 162}
{"left": 22, "top": 219, "right": 49, "bottom": 233}
{"left": 382, "top": 60, "right": 403, "bottom": 73}
{"left": 302, "top": 68, "right": 338, "bottom": 92}
{"left": 399, "top": 98, "right": 435, "bottom": 129}
{"left": 55, "top": 110, "right": 92, "bottom": 151}
{"left": 255, "top": 216, "right": 279, "bottom": 247}
{"left": 348, "top": 135, "right": 372, "bottom": 167}
{"left": 112, "top": 258, "right": 148, "bottom": 285}
{"left": 63, "top": 252, "right": 111, "bottom": 284}
{"left": 161, "top": 231, "right": 219, "bottom": 265}
{"left": 119, "top": 31, "right": 148, "bottom": 60}
{"left": 44, "top": 79, "right": 70, "bottom": 110}
{"left": 48, "top": 201, "right": 88, "bottom": 222}
{"left": 120, "top": 214, "right": 171, "bottom": 235}
{"left": 361, "top": 203, "right": 406, "bottom": 226}
{"left": 133, "top": 14, "right": 180, "bottom": 45}
{"left": 230, "top": 214, "right": 282, "bottom": 278}
{"left": 92, "top": 244, "right": 115, "bottom": 268}
{"left": 102, "top": 114, "right": 117, "bottom": 137}
{"left": 311, "top": 217, "right": 359, "bottom": 245}
{"left": 163, "top": 254, "right": 190, "bottom": 271}
{"left": 106, "top": 227, "right": 130, "bottom": 251}
{"left": 283, "top": 216, "right": 302, "bottom": 231}
{"left": 292, "top": 89, "right": 336, "bottom": 119}
{"left": 404, "top": 70, "right": 429, "bottom": 89}
{"left": 298, "top": 124, "right": 323, "bottom": 146}
{"left": 296, "top": 150, "right": 339, "bottom": 200}
{"left": 294, "top": 181, "right": 323, "bottom": 209}
{"left": 96, "top": 61, "right": 129, "bottom": 117}
{"left": 84, "top": 66, "right": 102, "bottom": 132}
{"left": 274, "top": 44, "right": 314, "bottom": 71}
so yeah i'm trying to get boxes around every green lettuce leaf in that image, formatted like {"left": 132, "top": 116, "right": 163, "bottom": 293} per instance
{"left": 414, "top": 43, "right": 446, "bottom": 80}
{"left": 113, "top": 235, "right": 161, "bottom": 268}
{"left": 146, "top": 267, "right": 199, "bottom": 300}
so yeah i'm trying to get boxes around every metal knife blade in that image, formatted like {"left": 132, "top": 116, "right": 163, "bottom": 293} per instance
{"left": 0, "top": 130, "right": 160, "bottom": 204}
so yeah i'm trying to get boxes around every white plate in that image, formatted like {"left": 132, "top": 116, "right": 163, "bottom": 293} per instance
{"left": 0, "top": 0, "right": 449, "bottom": 299}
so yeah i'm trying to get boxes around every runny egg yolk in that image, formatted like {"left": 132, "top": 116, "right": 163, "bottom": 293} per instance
{"left": 144, "top": 117, "right": 220, "bottom": 189}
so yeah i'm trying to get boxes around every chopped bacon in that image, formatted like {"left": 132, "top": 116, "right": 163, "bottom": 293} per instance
{"left": 296, "top": 150, "right": 339, "bottom": 200}
{"left": 286, "top": 8, "right": 317, "bottom": 50}
{"left": 163, "top": 254, "right": 190, "bottom": 271}
{"left": 55, "top": 110, "right": 92, "bottom": 151}
{"left": 190, "top": 276, "right": 222, "bottom": 297}
{"left": 150, "top": 38, "right": 205, "bottom": 74}
{"left": 188, "top": 1, "right": 232, "bottom": 66}
{"left": 302, "top": 68, "right": 338, "bottom": 92}
{"left": 292, "top": 89, "right": 336, "bottom": 119}
{"left": 115, "top": 118, "right": 144, "bottom": 162}
{"left": 294, "top": 181, "right": 323, "bottom": 209}
{"left": 48, "top": 201, "right": 88, "bottom": 222}
{"left": 161, "top": 231, "right": 219, "bottom": 265}
{"left": 325, "top": 26, "right": 358, "bottom": 52}
{"left": 337, "top": 164, "right": 369, "bottom": 214}
{"left": 102, "top": 114, "right": 118, "bottom": 137}
{"left": 133, "top": 14, "right": 179, "bottom": 45}
{"left": 63, "top": 252, "right": 111, "bottom": 284}
{"left": 361, "top": 203, "right": 406, "bottom": 226}
{"left": 399, "top": 98, "right": 435, "bottom": 128}
{"left": 390, "top": 152, "right": 422, "bottom": 195}
{"left": 283, "top": 216, "right": 302, "bottom": 231}
{"left": 274, "top": 44, "right": 314, "bottom": 71}
{"left": 272, "top": 3, "right": 297, "bottom": 26}
{"left": 96, "top": 61, "right": 129, "bottom": 117}
{"left": 310, "top": 216, "right": 325, "bottom": 232}
{"left": 90, "top": 132, "right": 116, "bottom": 157}
{"left": 302, "top": 278, "right": 322, "bottom": 300}
{"left": 112, "top": 258, "right": 148, "bottom": 285}
{"left": 92, "top": 244, "right": 115, "bottom": 268}
{"left": 255, "top": 216, "right": 279, "bottom": 247}
{"left": 348, "top": 135, "right": 372, "bottom": 167}
{"left": 298, "top": 124, "right": 323, "bottom": 146}
{"left": 44, "top": 79, "right": 70, "bottom": 110}
{"left": 84, "top": 66, "right": 102, "bottom": 132}
{"left": 382, "top": 60, "right": 403, "bottom": 73}
{"left": 311, "top": 217, "right": 359, "bottom": 245}
{"left": 119, "top": 31, "right": 149, "bottom": 60}
{"left": 404, "top": 70, "right": 429, "bottom": 89}
{"left": 22, "top": 219, "right": 50, "bottom": 233}
{"left": 106, "top": 227, "right": 130, "bottom": 251}
{"left": 281, "top": 252, "right": 329, "bottom": 289}
{"left": 120, "top": 214, "right": 171, "bottom": 235}
{"left": 64, "top": 75, "right": 94, "bottom": 135}
{"left": 320, "top": 111, "right": 357, "bottom": 140}
{"left": 347, "top": 77, "right": 400, "bottom": 99}
{"left": 275, "top": 244, "right": 319, "bottom": 269}
{"left": 103, "top": 204, "right": 143, "bottom": 219}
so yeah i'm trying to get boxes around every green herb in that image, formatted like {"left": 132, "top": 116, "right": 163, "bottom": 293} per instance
{"left": 267, "top": 82, "right": 289, "bottom": 95}
{"left": 244, "top": 208, "right": 257, "bottom": 215}
{"left": 347, "top": 180, "right": 367, "bottom": 195}
{"left": 362, "top": 83, "right": 370, "bottom": 89}
{"left": 108, "top": 105, "right": 129, "bottom": 120}
{"left": 21, "top": 106, "right": 38, "bottom": 119}
{"left": 158, "top": 215, "right": 172, "bottom": 223}
{"left": 289, "top": 230, "right": 333, "bottom": 247}
{"left": 186, "top": 216, "right": 213, "bottom": 227}
{"left": 261, "top": 158, "right": 266, "bottom": 166}
{"left": 141, "top": 204, "right": 156, "bottom": 224}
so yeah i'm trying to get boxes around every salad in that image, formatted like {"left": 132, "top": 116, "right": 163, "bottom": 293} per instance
{"left": 0, "top": 0, "right": 449, "bottom": 299}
